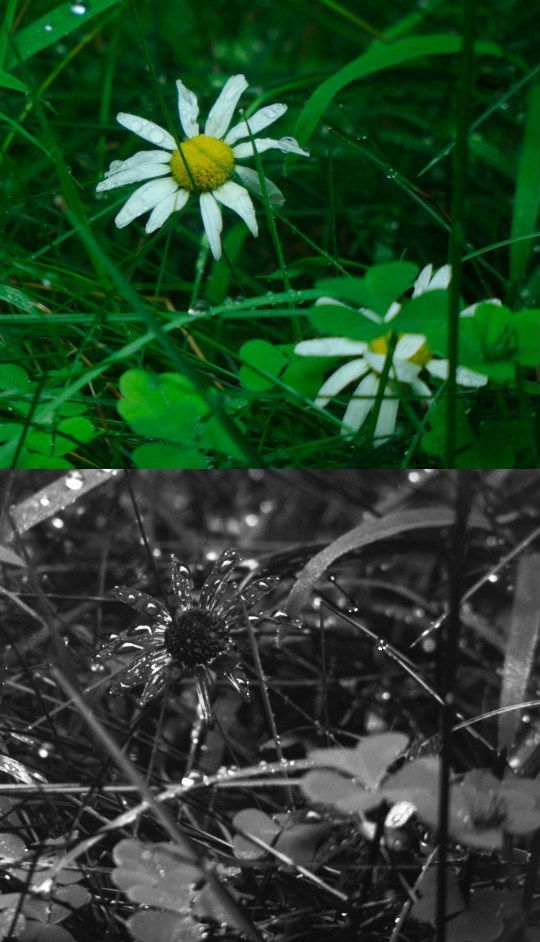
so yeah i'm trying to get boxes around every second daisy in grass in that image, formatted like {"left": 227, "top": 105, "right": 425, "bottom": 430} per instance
{"left": 96, "top": 74, "right": 309, "bottom": 259}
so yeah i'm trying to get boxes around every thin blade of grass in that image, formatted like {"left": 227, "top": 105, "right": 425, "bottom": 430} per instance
{"left": 286, "top": 506, "right": 489, "bottom": 621}
{"left": 287, "top": 36, "right": 502, "bottom": 162}
{"left": 509, "top": 82, "right": 540, "bottom": 285}
{"left": 5, "top": 0, "right": 123, "bottom": 69}
{"left": 498, "top": 554, "right": 540, "bottom": 750}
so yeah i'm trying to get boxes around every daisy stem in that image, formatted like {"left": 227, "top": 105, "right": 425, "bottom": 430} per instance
{"left": 241, "top": 113, "right": 302, "bottom": 343}
{"left": 446, "top": 0, "right": 477, "bottom": 468}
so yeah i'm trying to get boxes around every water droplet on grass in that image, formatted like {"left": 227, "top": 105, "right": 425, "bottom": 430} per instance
{"left": 44, "top": 24, "right": 53, "bottom": 32}
{"left": 65, "top": 471, "right": 84, "bottom": 490}
{"left": 70, "top": 2, "right": 88, "bottom": 13}
{"left": 188, "top": 300, "right": 211, "bottom": 315}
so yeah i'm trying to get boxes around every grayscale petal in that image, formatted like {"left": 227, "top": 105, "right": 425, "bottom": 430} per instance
{"left": 200, "top": 549, "right": 241, "bottom": 612}
{"left": 171, "top": 554, "right": 194, "bottom": 611}
{"left": 138, "top": 653, "right": 174, "bottom": 704}
{"left": 109, "top": 649, "right": 164, "bottom": 694}
{"left": 117, "top": 112, "right": 177, "bottom": 150}
{"left": 205, "top": 74, "right": 248, "bottom": 139}
{"left": 112, "top": 585, "right": 171, "bottom": 621}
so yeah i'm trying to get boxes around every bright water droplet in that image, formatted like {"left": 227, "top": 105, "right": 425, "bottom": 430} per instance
{"left": 188, "top": 300, "right": 211, "bottom": 315}
{"left": 65, "top": 471, "right": 84, "bottom": 490}
{"left": 40, "top": 497, "right": 50, "bottom": 507}
{"left": 149, "top": 129, "right": 164, "bottom": 144}
{"left": 70, "top": 2, "right": 88, "bottom": 12}
{"left": 44, "top": 24, "right": 53, "bottom": 32}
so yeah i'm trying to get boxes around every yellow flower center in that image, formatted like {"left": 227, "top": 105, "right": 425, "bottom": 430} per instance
{"left": 170, "top": 135, "right": 235, "bottom": 192}
{"left": 368, "top": 332, "right": 433, "bottom": 368}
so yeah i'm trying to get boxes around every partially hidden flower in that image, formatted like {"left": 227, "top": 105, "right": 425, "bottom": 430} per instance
{"left": 96, "top": 74, "right": 309, "bottom": 259}
{"left": 96, "top": 549, "right": 278, "bottom": 723}
{"left": 410, "top": 768, "right": 540, "bottom": 850}
{"left": 295, "top": 264, "right": 490, "bottom": 440}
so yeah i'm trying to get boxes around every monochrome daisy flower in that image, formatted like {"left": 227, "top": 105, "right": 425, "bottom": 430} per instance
{"left": 295, "top": 264, "right": 489, "bottom": 440}
{"left": 96, "top": 74, "right": 309, "bottom": 259}
{"left": 96, "top": 549, "right": 279, "bottom": 724}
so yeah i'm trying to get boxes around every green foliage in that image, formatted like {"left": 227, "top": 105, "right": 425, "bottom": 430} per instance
{"left": 117, "top": 370, "right": 208, "bottom": 443}
{"left": 1, "top": 0, "right": 539, "bottom": 467}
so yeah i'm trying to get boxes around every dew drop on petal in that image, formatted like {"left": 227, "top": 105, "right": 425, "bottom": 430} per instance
{"left": 149, "top": 129, "right": 164, "bottom": 144}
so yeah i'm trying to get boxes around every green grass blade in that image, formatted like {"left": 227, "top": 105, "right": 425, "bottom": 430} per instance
{"left": 5, "top": 0, "right": 123, "bottom": 68}
{"left": 288, "top": 35, "right": 502, "bottom": 159}
{"left": 510, "top": 81, "right": 540, "bottom": 285}
{"left": 0, "top": 69, "right": 28, "bottom": 92}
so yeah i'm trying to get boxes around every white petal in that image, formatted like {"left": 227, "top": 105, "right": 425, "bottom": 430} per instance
{"left": 460, "top": 298, "right": 502, "bottom": 317}
{"left": 314, "top": 359, "right": 370, "bottom": 407}
{"left": 363, "top": 350, "right": 421, "bottom": 382}
{"left": 233, "top": 136, "right": 309, "bottom": 158}
{"left": 96, "top": 163, "right": 172, "bottom": 191}
{"left": 409, "top": 377, "right": 434, "bottom": 399}
{"left": 412, "top": 263, "right": 451, "bottom": 297}
{"left": 341, "top": 372, "right": 379, "bottom": 436}
{"left": 213, "top": 180, "right": 257, "bottom": 236}
{"left": 394, "top": 333, "right": 426, "bottom": 359}
{"left": 116, "top": 113, "right": 176, "bottom": 150}
{"left": 205, "top": 74, "right": 248, "bottom": 139}
{"left": 455, "top": 366, "right": 488, "bottom": 387}
{"left": 374, "top": 390, "right": 399, "bottom": 440}
{"left": 358, "top": 305, "right": 386, "bottom": 325}
{"left": 176, "top": 79, "right": 199, "bottom": 138}
{"left": 315, "top": 296, "right": 351, "bottom": 309}
{"left": 145, "top": 188, "right": 189, "bottom": 233}
{"left": 412, "top": 264, "right": 433, "bottom": 297}
{"left": 295, "top": 338, "right": 368, "bottom": 357}
{"left": 235, "top": 165, "right": 284, "bottom": 207}
{"left": 426, "top": 360, "right": 488, "bottom": 387}
{"left": 383, "top": 301, "right": 402, "bottom": 323}
{"left": 114, "top": 178, "right": 179, "bottom": 228}
{"left": 104, "top": 150, "right": 172, "bottom": 175}
{"left": 425, "top": 359, "right": 449, "bottom": 380}
{"left": 199, "top": 192, "right": 223, "bottom": 260}
{"left": 428, "top": 264, "right": 451, "bottom": 291}
{"left": 225, "top": 103, "right": 287, "bottom": 145}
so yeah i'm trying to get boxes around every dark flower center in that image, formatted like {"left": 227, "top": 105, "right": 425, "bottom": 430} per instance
{"left": 164, "top": 607, "right": 229, "bottom": 668}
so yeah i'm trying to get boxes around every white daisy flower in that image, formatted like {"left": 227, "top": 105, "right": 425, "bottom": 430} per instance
{"left": 96, "top": 74, "right": 309, "bottom": 259}
{"left": 295, "top": 264, "right": 488, "bottom": 440}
